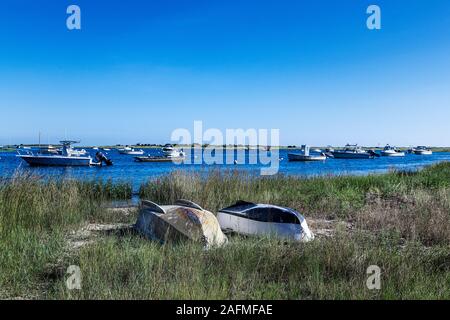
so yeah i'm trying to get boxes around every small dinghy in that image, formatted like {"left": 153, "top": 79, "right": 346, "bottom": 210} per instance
{"left": 135, "top": 199, "right": 227, "bottom": 248}
{"left": 217, "top": 201, "right": 314, "bottom": 242}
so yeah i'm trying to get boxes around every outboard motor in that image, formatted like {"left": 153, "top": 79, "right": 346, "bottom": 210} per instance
{"left": 368, "top": 149, "right": 380, "bottom": 158}
{"left": 95, "top": 151, "right": 113, "bottom": 166}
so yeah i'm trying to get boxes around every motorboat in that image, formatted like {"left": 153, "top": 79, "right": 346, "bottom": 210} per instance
{"left": 135, "top": 199, "right": 227, "bottom": 248}
{"left": 135, "top": 144, "right": 185, "bottom": 162}
{"left": 217, "top": 200, "right": 314, "bottom": 242}
{"left": 380, "top": 145, "right": 405, "bottom": 157}
{"left": 412, "top": 146, "right": 432, "bottom": 155}
{"left": 38, "top": 145, "right": 59, "bottom": 155}
{"left": 17, "top": 140, "right": 111, "bottom": 166}
{"left": 134, "top": 155, "right": 185, "bottom": 163}
{"left": 162, "top": 144, "right": 185, "bottom": 158}
{"left": 71, "top": 148, "right": 88, "bottom": 156}
{"left": 288, "top": 145, "right": 326, "bottom": 162}
{"left": 118, "top": 146, "right": 145, "bottom": 155}
{"left": 331, "top": 144, "right": 378, "bottom": 159}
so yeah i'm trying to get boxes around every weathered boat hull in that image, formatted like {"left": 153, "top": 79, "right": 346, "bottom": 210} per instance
{"left": 135, "top": 200, "right": 227, "bottom": 248}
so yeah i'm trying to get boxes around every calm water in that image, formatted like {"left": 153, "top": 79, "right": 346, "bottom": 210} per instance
{"left": 1, "top": 148, "right": 449, "bottom": 192}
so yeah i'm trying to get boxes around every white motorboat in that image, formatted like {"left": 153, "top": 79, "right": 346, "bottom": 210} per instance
{"left": 217, "top": 200, "right": 314, "bottom": 242}
{"left": 412, "top": 146, "right": 432, "bottom": 155}
{"left": 380, "top": 145, "right": 405, "bottom": 157}
{"left": 71, "top": 148, "right": 88, "bottom": 156}
{"left": 17, "top": 140, "right": 111, "bottom": 166}
{"left": 288, "top": 145, "right": 326, "bottom": 162}
{"left": 162, "top": 144, "right": 185, "bottom": 158}
{"left": 118, "top": 146, "right": 145, "bottom": 155}
{"left": 331, "top": 144, "right": 378, "bottom": 159}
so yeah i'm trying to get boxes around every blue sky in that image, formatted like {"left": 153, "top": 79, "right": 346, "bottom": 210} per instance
{"left": 0, "top": 0, "right": 449, "bottom": 146}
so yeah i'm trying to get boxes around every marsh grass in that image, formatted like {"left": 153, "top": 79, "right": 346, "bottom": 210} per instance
{"left": 0, "top": 174, "right": 132, "bottom": 297}
{"left": 139, "top": 163, "right": 450, "bottom": 217}
{"left": 1, "top": 163, "right": 449, "bottom": 299}
{"left": 50, "top": 232, "right": 450, "bottom": 299}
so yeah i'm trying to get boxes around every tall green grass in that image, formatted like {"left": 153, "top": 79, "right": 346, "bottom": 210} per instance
{"left": 0, "top": 174, "right": 132, "bottom": 298}
{"left": 0, "top": 163, "right": 449, "bottom": 299}
{"left": 140, "top": 162, "right": 450, "bottom": 217}
{"left": 51, "top": 232, "right": 450, "bottom": 299}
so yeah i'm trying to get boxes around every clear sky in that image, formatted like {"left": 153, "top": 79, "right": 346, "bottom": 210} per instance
{"left": 0, "top": 0, "right": 449, "bottom": 146}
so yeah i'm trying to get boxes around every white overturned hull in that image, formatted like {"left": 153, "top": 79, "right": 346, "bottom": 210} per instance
{"left": 217, "top": 212, "right": 314, "bottom": 242}
{"left": 18, "top": 155, "right": 93, "bottom": 166}
{"left": 288, "top": 153, "right": 326, "bottom": 161}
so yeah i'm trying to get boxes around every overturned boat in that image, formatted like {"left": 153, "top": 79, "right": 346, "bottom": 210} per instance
{"left": 217, "top": 201, "right": 314, "bottom": 242}
{"left": 135, "top": 199, "right": 227, "bottom": 248}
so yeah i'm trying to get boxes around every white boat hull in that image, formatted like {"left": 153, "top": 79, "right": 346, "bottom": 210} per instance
{"left": 18, "top": 155, "right": 94, "bottom": 166}
{"left": 119, "top": 150, "right": 145, "bottom": 155}
{"left": 380, "top": 151, "right": 405, "bottom": 157}
{"left": 414, "top": 150, "right": 432, "bottom": 155}
{"left": 288, "top": 153, "right": 326, "bottom": 161}
{"left": 217, "top": 212, "right": 314, "bottom": 242}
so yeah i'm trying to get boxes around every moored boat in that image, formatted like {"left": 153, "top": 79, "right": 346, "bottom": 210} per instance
{"left": 412, "top": 146, "right": 432, "bottom": 155}
{"left": 162, "top": 144, "right": 185, "bottom": 158}
{"left": 134, "top": 155, "right": 184, "bottom": 162}
{"left": 380, "top": 145, "right": 405, "bottom": 157}
{"left": 331, "top": 144, "right": 377, "bottom": 159}
{"left": 17, "top": 140, "right": 111, "bottom": 166}
{"left": 288, "top": 145, "right": 326, "bottom": 162}
{"left": 118, "top": 146, "right": 145, "bottom": 155}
